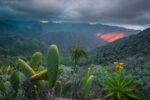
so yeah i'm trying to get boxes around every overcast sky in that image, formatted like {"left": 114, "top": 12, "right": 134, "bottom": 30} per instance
{"left": 0, "top": 0, "right": 150, "bottom": 30}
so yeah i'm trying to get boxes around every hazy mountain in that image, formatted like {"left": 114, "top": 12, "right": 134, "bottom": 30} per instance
{"left": 7, "top": 21, "right": 139, "bottom": 36}
{"left": 0, "top": 21, "right": 140, "bottom": 54}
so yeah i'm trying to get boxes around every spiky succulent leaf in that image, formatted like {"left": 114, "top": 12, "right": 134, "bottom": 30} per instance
{"left": 102, "top": 72, "right": 139, "bottom": 100}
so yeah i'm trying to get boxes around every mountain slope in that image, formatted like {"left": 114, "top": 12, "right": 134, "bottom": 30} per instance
{"left": 0, "top": 21, "right": 140, "bottom": 55}
{"left": 0, "top": 36, "right": 46, "bottom": 55}
{"left": 90, "top": 28, "right": 150, "bottom": 64}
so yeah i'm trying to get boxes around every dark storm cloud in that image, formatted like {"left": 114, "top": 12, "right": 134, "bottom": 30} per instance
{"left": 0, "top": 0, "right": 149, "bottom": 26}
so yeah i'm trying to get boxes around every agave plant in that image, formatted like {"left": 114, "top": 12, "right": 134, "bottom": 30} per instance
{"left": 102, "top": 71, "right": 139, "bottom": 100}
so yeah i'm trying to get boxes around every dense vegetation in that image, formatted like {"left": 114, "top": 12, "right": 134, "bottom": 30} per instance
{"left": 0, "top": 43, "right": 150, "bottom": 100}
{"left": 0, "top": 21, "right": 140, "bottom": 65}
{"left": 0, "top": 36, "right": 47, "bottom": 65}
{"left": 0, "top": 21, "right": 139, "bottom": 55}
{"left": 0, "top": 23, "right": 150, "bottom": 99}
{"left": 90, "top": 28, "right": 150, "bottom": 65}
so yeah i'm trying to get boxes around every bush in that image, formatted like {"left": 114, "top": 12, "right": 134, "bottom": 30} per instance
{"left": 91, "top": 65, "right": 110, "bottom": 85}
{"left": 102, "top": 71, "right": 139, "bottom": 100}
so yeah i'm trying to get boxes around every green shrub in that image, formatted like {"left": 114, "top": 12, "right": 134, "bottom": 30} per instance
{"left": 92, "top": 65, "right": 110, "bottom": 85}
{"left": 102, "top": 71, "right": 139, "bottom": 100}
{"left": 126, "top": 63, "right": 150, "bottom": 99}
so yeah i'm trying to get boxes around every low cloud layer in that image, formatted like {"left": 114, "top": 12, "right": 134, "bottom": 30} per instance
{"left": 0, "top": 0, "right": 150, "bottom": 28}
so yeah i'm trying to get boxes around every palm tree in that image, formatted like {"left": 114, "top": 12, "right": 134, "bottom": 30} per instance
{"left": 70, "top": 46, "right": 87, "bottom": 67}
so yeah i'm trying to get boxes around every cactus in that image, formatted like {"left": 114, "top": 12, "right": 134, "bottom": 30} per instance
{"left": 47, "top": 44, "right": 60, "bottom": 88}
{"left": 6, "top": 66, "right": 13, "bottom": 74}
{"left": 63, "top": 80, "right": 72, "bottom": 96}
{"left": 17, "top": 59, "right": 35, "bottom": 77}
{"left": 80, "top": 68, "right": 94, "bottom": 99}
{"left": 55, "top": 80, "right": 62, "bottom": 96}
{"left": 9, "top": 71, "right": 20, "bottom": 92}
{"left": 31, "top": 68, "right": 63, "bottom": 81}
{"left": 82, "top": 68, "right": 92, "bottom": 86}
{"left": 37, "top": 80, "right": 49, "bottom": 89}
{"left": 30, "top": 52, "right": 43, "bottom": 70}
{"left": 31, "top": 69, "right": 47, "bottom": 80}
{"left": 82, "top": 75, "right": 94, "bottom": 97}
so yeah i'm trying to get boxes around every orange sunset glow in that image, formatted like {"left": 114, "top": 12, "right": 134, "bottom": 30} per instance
{"left": 96, "top": 33, "right": 125, "bottom": 43}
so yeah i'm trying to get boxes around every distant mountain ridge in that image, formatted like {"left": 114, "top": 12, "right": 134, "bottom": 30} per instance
{"left": 6, "top": 21, "right": 139, "bottom": 35}
{"left": 0, "top": 21, "right": 140, "bottom": 54}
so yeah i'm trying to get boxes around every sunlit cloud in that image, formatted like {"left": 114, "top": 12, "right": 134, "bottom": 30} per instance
{"left": 40, "top": 20, "right": 49, "bottom": 24}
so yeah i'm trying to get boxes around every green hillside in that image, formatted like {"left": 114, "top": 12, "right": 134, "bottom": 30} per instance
{"left": 90, "top": 28, "right": 150, "bottom": 65}
{"left": 0, "top": 36, "right": 47, "bottom": 64}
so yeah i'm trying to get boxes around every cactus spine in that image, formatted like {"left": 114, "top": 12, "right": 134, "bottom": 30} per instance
{"left": 47, "top": 44, "right": 60, "bottom": 88}
{"left": 30, "top": 52, "right": 43, "bottom": 70}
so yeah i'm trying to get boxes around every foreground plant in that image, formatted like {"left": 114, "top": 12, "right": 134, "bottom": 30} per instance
{"left": 113, "top": 61, "right": 124, "bottom": 71}
{"left": 0, "top": 66, "right": 22, "bottom": 99}
{"left": 47, "top": 45, "right": 59, "bottom": 88}
{"left": 54, "top": 80, "right": 72, "bottom": 97}
{"left": 16, "top": 44, "right": 73, "bottom": 99}
{"left": 78, "top": 68, "right": 94, "bottom": 100}
{"left": 102, "top": 63, "right": 139, "bottom": 100}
